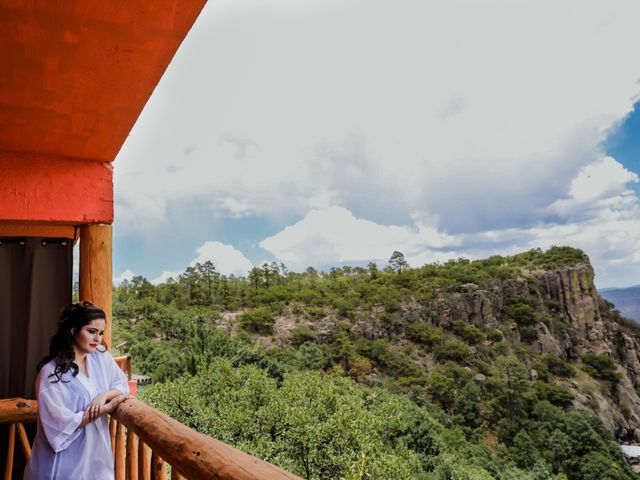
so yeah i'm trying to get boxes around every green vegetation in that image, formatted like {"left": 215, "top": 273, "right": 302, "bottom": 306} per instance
{"left": 112, "top": 246, "right": 637, "bottom": 479}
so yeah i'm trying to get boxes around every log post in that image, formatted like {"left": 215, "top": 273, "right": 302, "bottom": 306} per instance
{"left": 170, "top": 467, "right": 186, "bottom": 480}
{"left": 79, "top": 223, "right": 113, "bottom": 347}
{"left": 109, "top": 416, "right": 117, "bottom": 457}
{"left": 126, "top": 430, "right": 139, "bottom": 480}
{"left": 151, "top": 452, "right": 166, "bottom": 480}
{"left": 16, "top": 423, "right": 31, "bottom": 460}
{"left": 139, "top": 441, "right": 151, "bottom": 480}
{"left": 3, "top": 423, "right": 15, "bottom": 480}
{"left": 115, "top": 421, "right": 126, "bottom": 480}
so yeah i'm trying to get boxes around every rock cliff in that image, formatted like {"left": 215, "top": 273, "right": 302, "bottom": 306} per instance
{"left": 412, "top": 263, "right": 640, "bottom": 440}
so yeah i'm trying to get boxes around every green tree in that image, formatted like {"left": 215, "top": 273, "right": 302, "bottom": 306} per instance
{"left": 388, "top": 251, "right": 409, "bottom": 273}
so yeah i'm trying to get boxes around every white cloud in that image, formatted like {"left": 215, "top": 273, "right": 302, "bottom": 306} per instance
{"left": 114, "top": 0, "right": 640, "bottom": 235}
{"left": 112, "top": 0, "right": 640, "bottom": 288}
{"left": 261, "top": 173, "right": 640, "bottom": 286}
{"left": 113, "top": 269, "right": 136, "bottom": 285}
{"left": 190, "top": 241, "right": 254, "bottom": 276}
{"left": 547, "top": 157, "right": 639, "bottom": 220}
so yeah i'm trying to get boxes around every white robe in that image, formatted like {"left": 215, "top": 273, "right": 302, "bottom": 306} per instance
{"left": 24, "top": 351, "right": 129, "bottom": 480}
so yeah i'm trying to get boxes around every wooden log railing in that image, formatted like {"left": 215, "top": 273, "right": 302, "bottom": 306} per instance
{"left": 0, "top": 398, "right": 36, "bottom": 480}
{"left": 1, "top": 396, "right": 301, "bottom": 480}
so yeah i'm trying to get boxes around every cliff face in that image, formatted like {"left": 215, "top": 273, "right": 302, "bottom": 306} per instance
{"left": 413, "top": 263, "right": 640, "bottom": 440}
{"left": 337, "top": 262, "right": 640, "bottom": 439}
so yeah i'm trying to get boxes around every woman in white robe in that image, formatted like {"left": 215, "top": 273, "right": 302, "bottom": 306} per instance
{"left": 24, "top": 302, "right": 129, "bottom": 480}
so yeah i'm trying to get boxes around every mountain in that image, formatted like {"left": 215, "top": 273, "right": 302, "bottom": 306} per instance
{"left": 113, "top": 247, "right": 640, "bottom": 479}
{"left": 601, "top": 286, "right": 640, "bottom": 322}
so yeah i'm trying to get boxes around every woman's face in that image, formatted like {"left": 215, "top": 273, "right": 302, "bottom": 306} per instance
{"left": 73, "top": 319, "right": 106, "bottom": 355}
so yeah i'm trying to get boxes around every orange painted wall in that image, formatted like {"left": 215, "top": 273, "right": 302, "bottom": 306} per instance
{"left": 0, "top": 152, "right": 113, "bottom": 224}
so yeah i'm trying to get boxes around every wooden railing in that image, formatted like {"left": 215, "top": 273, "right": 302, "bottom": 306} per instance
{"left": 1, "top": 396, "right": 300, "bottom": 480}
{"left": 0, "top": 397, "right": 36, "bottom": 480}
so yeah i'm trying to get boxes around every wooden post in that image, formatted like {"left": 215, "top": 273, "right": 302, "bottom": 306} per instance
{"left": 16, "top": 423, "right": 31, "bottom": 461}
{"left": 170, "top": 467, "right": 186, "bottom": 480}
{"left": 79, "top": 224, "right": 113, "bottom": 347}
{"left": 3, "top": 423, "right": 15, "bottom": 480}
{"left": 126, "top": 430, "right": 139, "bottom": 480}
{"left": 109, "top": 416, "right": 117, "bottom": 457}
{"left": 139, "top": 441, "right": 151, "bottom": 480}
{"left": 151, "top": 452, "right": 166, "bottom": 480}
{"left": 115, "top": 421, "right": 126, "bottom": 480}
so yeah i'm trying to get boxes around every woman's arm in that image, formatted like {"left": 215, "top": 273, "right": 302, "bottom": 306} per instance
{"left": 81, "top": 393, "right": 128, "bottom": 426}
{"left": 86, "top": 389, "right": 127, "bottom": 421}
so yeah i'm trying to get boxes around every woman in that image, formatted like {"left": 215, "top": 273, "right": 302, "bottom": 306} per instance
{"left": 24, "top": 302, "right": 130, "bottom": 480}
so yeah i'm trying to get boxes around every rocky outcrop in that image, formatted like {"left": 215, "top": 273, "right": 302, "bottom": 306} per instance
{"left": 415, "top": 262, "right": 640, "bottom": 439}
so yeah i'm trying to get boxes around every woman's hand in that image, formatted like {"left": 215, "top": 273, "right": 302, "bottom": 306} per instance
{"left": 80, "top": 394, "right": 130, "bottom": 427}
{"left": 99, "top": 394, "right": 128, "bottom": 415}
{"left": 87, "top": 392, "right": 110, "bottom": 421}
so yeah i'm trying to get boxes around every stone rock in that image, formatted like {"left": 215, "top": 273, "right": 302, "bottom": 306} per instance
{"left": 474, "top": 373, "right": 487, "bottom": 383}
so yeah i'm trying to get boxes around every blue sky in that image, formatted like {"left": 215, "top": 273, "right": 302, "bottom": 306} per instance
{"left": 606, "top": 104, "right": 640, "bottom": 196}
{"left": 112, "top": 0, "right": 640, "bottom": 288}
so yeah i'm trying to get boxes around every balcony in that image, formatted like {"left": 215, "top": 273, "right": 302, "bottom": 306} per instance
{"left": 1, "top": 357, "right": 300, "bottom": 480}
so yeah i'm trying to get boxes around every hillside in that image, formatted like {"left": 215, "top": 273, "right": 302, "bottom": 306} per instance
{"left": 602, "top": 286, "right": 640, "bottom": 322}
{"left": 113, "top": 247, "right": 640, "bottom": 479}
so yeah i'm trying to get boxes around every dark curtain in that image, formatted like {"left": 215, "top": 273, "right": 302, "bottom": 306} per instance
{"left": 0, "top": 237, "right": 72, "bottom": 479}
{"left": 0, "top": 237, "right": 73, "bottom": 399}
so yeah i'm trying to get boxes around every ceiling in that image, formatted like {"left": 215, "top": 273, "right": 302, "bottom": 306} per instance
{"left": 0, "top": 0, "right": 206, "bottom": 163}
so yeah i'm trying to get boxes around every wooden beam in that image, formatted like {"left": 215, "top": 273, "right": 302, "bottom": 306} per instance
{"left": 0, "top": 399, "right": 38, "bottom": 425}
{"left": 0, "top": 152, "right": 113, "bottom": 224}
{"left": 0, "top": 223, "right": 77, "bottom": 239}
{"left": 79, "top": 224, "right": 113, "bottom": 347}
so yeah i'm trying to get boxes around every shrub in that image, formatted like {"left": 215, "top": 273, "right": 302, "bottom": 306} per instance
{"left": 408, "top": 323, "right": 444, "bottom": 347}
{"left": 582, "top": 354, "right": 621, "bottom": 385}
{"left": 518, "top": 325, "right": 538, "bottom": 343}
{"left": 289, "top": 326, "right": 316, "bottom": 347}
{"left": 434, "top": 341, "right": 471, "bottom": 363}
{"left": 239, "top": 307, "right": 276, "bottom": 334}
{"left": 541, "top": 354, "right": 575, "bottom": 378}
{"left": 503, "top": 298, "right": 538, "bottom": 326}
{"left": 486, "top": 328, "right": 504, "bottom": 342}
{"left": 461, "top": 326, "right": 485, "bottom": 345}
{"left": 534, "top": 381, "right": 574, "bottom": 408}
{"left": 306, "top": 306, "right": 326, "bottom": 320}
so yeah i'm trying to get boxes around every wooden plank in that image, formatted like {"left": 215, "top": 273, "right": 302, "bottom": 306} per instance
{"left": 113, "top": 398, "right": 302, "bottom": 480}
{"left": 109, "top": 416, "right": 117, "bottom": 458}
{"left": 115, "top": 421, "right": 126, "bottom": 480}
{"left": 0, "top": 398, "right": 38, "bottom": 424}
{"left": 0, "top": 222, "right": 76, "bottom": 239}
{"left": 79, "top": 223, "right": 113, "bottom": 347}
{"left": 151, "top": 452, "right": 166, "bottom": 480}
{"left": 139, "top": 440, "right": 151, "bottom": 480}
{"left": 171, "top": 467, "right": 186, "bottom": 480}
{"left": 16, "top": 422, "right": 31, "bottom": 461}
{"left": 126, "top": 430, "right": 139, "bottom": 480}
{"left": 113, "top": 355, "right": 132, "bottom": 379}
{"left": 3, "top": 424, "right": 15, "bottom": 480}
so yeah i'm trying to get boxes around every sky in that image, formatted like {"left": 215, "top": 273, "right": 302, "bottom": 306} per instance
{"left": 112, "top": 0, "right": 640, "bottom": 289}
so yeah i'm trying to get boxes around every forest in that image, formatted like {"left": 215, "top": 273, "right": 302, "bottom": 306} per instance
{"left": 111, "top": 246, "right": 638, "bottom": 479}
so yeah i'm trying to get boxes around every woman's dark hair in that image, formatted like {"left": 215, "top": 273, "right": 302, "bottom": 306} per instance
{"left": 37, "top": 301, "right": 107, "bottom": 383}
